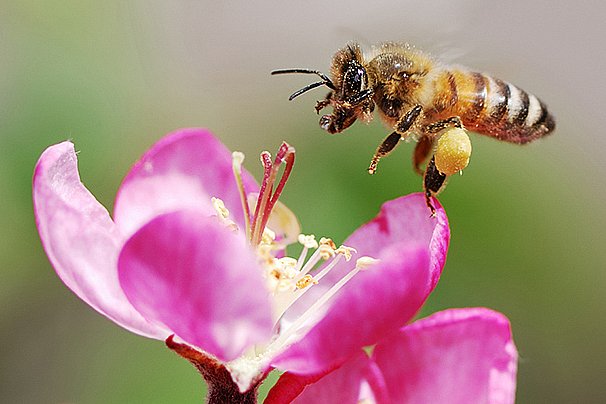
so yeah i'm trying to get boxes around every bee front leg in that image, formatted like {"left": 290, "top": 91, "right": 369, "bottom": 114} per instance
{"left": 368, "top": 105, "right": 423, "bottom": 174}
{"left": 423, "top": 156, "right": 447, "bottom": 216}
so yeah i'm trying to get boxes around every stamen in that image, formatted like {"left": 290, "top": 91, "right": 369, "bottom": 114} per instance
{"left": 298, "top": 234, "right": 319, "bottom": 249}
{"left": 355, "top": 256, "right": 380, "bottom": 270}
{"left": 294, "top": 246, "right": 327, "bottom": 282}
{"left": 270, "top": 259, "right": 369, "bottom": 349}
{"left": 211, "top": 197, "right": 230, "bottom": 219}
{"left": 317, "top": 237, "right": 337, "bottom": 260}
{"left": 232, "top": 152, "right": 251, "bottom": 239}
{"left": 210, "top": 197, "right": 239, "bottom": 232}
{"left": 313, "top": 254, "right": 343, "bottom": 282}
{"left": 335, "top": 245, "right": 357, "bottom": 261}
{"left": 296, "top": 274, "right": 317, "bottom": 289}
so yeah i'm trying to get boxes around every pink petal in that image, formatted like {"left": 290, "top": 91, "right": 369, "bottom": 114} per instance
{"left": 118, "top": 210, "right": 274, "bottom": 361}
{"left": 266, "top": 352, "right": 372, "bottom": 404}
{"left": 113, "top": 128, "right": 257, "bottom": 237}
{"left": 272, "top": 243, "right": 430, "bottom": 374}
{"left": 373, "top": 308, "right": 517, "bottom": 404}
{"left": 344, "top": 193, "right": 449, "bottom": 293}
{"left": 33, "top": 142, "right": 168, "bottom": 339}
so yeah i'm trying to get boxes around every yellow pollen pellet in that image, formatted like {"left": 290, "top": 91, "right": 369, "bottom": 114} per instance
{"left": 434, "top": 127, "right": 472, "bottom": 175}
{"left": 296, "top": 274, "right": 318, "bottom": 289}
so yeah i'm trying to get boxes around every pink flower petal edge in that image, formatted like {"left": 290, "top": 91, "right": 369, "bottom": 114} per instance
{"left": 265, "top": 351, "right": 373, "bottom": 404}
{"left": 114, "top": 128, "right": 258, "bottom": 237}
{"left": 373, "top": 308, "right": 517, "bottom": 404}
{"left": 344, "top": 193, "right": 449, "bottom": 293}
{"left": 118, "top": 210, "right": 274, "bottom": 361}
{"left": 33, "top": 141, "right": 168, "bottom": 339}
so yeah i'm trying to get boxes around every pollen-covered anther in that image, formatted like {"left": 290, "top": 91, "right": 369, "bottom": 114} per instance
{"left": 211, "top": 197, "right": 230, "bottom": 219}
{"left": 335, "top": 245, "right": 357, "bottom": 261}
{"left": 210, "top": 197, "right": 239, "bottom": 232}
{"left": 261, "top": 228, "right": 276, "bottom": 245}
{"left": 355, "top": 256, "right": 380, "bottom": 270}
{"left": 296, "top": 274, "right": 318, "bottom": 290}
{"left": 298, "top": 234, "right": 319, "bottom": 249}
{"left": 318, "top": 237, "right": 337, "bottom": 260}
{"left": 267, "top": 257, "right": 300, "bottom": 292}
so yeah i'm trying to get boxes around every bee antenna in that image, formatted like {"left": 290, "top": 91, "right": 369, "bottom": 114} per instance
{"left": 286, "top": 81, "right": 327, "bottom": 101}
{"left": 271, "top": 68, "right": 336, "bottom": 100}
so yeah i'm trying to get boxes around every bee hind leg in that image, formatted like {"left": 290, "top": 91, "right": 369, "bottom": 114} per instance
{"left": 423, "top": 156, "right": 447, "bottom": 216}
{"left": 424, "top": 116, "right": 463, "bottom": 134}
{"left": 413, "top": 136, "right": 434, "bottom": 175}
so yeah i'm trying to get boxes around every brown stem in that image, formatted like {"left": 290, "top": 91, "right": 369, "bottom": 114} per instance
{"left": 165, "top": 336, "right": 262, "bottom": 404}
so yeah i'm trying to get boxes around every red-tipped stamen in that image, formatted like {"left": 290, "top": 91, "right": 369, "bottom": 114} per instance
{"left": 250, "top": 143, "right": 295, "bottom": 246}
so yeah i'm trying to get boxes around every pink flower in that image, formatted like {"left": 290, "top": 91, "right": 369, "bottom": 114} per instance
{"left": 266, "top": 308, "right": 517, "bottom": 404}
{"left": 33, "top": 128, "right": 450, "bottom": 397}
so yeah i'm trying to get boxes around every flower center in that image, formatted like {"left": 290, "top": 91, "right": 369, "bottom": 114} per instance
{"left": 212, "top": 144, "right": 379, "bottom": 388}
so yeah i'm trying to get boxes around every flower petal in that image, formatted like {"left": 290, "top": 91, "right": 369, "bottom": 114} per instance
{"left": 344, "top": 193, "right": 449, "bottom": 293}
{"left": 118, "top": 210, "right": 274, "bottom": 361}
{"left": 271, "top": 243, "right": 430, "bottom": 374}
{"left": 33, "top": 142, "right": 168, "bottom": 338}
{"left": 265, "top": 351, "right": 373, "bottom": 404}
{"left": 114, "top": 128, "right": 258, "bottom": 237}
{"left": 373, "top": 308, "right": 517, "bottom": 404}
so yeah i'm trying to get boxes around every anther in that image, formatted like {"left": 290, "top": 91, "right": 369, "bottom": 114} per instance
{"left": 355, "top": 256, "right": 380, "bottom": 270}
{"left": 296, "top": 274, "right": 318, "bottom": 290}
{"left": 298, "top": 234, "right": 319, "bottom": 249}
{"left": 335, "top": 245, "right": 357, "bottom": 261}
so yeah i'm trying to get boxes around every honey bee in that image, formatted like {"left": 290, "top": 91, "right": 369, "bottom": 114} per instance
{"left": 272, "top": 42, "right": 555, "bottom": 213}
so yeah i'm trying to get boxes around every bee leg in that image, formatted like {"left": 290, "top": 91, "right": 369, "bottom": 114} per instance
{"left": 367, "top": 131, "right": 400, "bottom": 174}
{"left": 424, "top": 116, "right": 463, "bottom": 134}
{"left": 423, "top": 156, "right": 447, "bottom": 216}
{"left": 368, "top": 105, "right": 423, "bottom": 174}
{"left": 413, "top": 136, "right": 434, "bottom": 175}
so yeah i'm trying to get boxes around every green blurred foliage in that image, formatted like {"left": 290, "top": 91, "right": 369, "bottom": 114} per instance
{"left": 2, "top": 1, "right": 606, "bottom": 403}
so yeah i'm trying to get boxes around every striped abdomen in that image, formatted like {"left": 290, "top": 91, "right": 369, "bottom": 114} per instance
{"left": 429, "top": 68, "right": 555, "bottom": 144}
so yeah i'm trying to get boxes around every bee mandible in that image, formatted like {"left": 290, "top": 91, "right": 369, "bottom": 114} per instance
{"left": 272, "top": 42, "right": 555, "bottom": 214}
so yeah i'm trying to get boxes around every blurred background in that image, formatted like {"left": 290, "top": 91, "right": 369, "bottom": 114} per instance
{"left": 2, "top": 0, "right": 605, "bottom": 402}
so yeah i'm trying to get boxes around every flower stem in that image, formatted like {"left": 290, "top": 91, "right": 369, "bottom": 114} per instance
{"left": 165, "top": 336, "right": 261, "bottom": 404}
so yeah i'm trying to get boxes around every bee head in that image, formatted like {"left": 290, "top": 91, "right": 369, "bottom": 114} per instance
{"left": 318, "top": 54, "right": 375, "bottom": 133}
{"left": 271, "top": 44, "right": 375, "bottom": 134}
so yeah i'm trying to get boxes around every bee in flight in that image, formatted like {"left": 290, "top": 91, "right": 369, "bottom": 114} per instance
{"left": 272, "top": 42, "right": 555, "bottom": 214}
